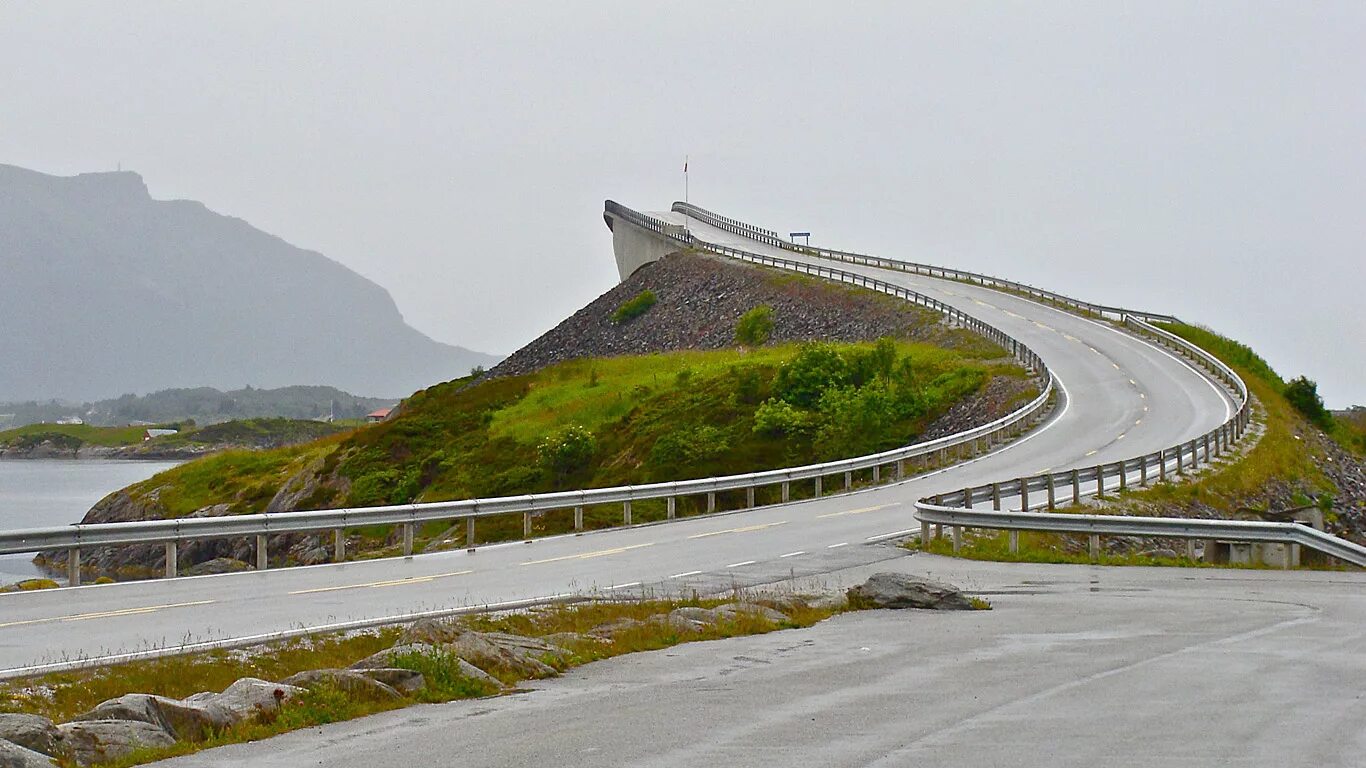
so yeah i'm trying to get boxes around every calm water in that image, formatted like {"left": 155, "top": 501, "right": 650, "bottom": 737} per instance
{"left": 0, "top": 459, "right": 180, "bottom": 583}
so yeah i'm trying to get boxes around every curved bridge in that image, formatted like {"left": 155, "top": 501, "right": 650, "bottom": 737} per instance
{"left": 0, "top": 200, "right": 1356, "bottom": 677}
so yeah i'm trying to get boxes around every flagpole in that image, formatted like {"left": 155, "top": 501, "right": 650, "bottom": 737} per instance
{"left": 684, "top": 155, "right": 689, "bottom": 205}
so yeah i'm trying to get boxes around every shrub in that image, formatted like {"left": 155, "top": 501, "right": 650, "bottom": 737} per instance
{"left": 537, "top": 425, "right": 597, "bottom": 479}
{"left": 387, "top": 646, "right": 499, "bottom": 702}
{"left": 735, "top": 305, "right": 774, "bottom": 346}
{"left": 1284, "top": 376, "right": 1333, "bottom": 429}
{"left": 650, "top": 425, "right": 731, "bottom": 466}
{"left": 773, "top": 344, "right": 851, "bottom": 408}
{"left": 612, "top": 290, "right": 658, "bottom": 323}
{"left": 752, "top": 398, "right": 814, "bottom": 437}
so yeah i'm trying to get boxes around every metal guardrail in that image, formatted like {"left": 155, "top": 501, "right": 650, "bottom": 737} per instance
{"left": 4, "top": 206, "right": 1061, "bottom": 586}
{"left": 671, "top": 201, "right": 1181, "bottom": 324}
{"left": 664, "top": 201, "right": 1363, "bottom": 568}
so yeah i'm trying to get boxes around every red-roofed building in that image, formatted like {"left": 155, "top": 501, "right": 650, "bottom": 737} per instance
{"left": 366, "top": 408, "right": 393, "bottom": 423}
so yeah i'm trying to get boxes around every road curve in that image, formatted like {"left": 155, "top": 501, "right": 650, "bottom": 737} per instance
{"left": 0, "top": 206, "right": 1235, "bottom": 675}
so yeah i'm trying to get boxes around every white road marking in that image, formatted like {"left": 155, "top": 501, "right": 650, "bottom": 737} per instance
{"left": 826, "top": 542, "right": 849, "bottom": 549}
{"left": 670, "top": 570, "right": 702, "bottom": 579}
{"left": 607, "top": 582, "right": 641, "bottom": 591}
{"left": 1085, "top": 449, "right": 1099, "bottom": 456}
{"left": 779, "top": 551, "right": 806, "bottom": 558}
{"left": 865, "top": 528, "right": 919, "bottom": 542}
{"left": 688, "top": 521, "right": 787, "bottom": 539}
{"left": 727, "top": 560, "right": 756, "bottom": 568}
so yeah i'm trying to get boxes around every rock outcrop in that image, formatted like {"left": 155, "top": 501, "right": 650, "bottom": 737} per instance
{"left": 0, "top": 739, "right": 56, "bottom": 768}
{"left": 0, "top": 714, "right": 61, "bottom": 759}
{"left": 846, "top": 572, "right": 975, "bottom": 610}
{"left": 56, "top": 720, "right": 176, "bottom": 766}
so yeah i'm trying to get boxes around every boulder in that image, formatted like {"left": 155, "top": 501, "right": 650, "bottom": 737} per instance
{"left": 479, "top": 632, "right": 570, "bottom": 663}
{"left": 444, "top": 632, "right": 558, "bottom": 679}
{"left": 72, "top": 693, "right": 233, "bottom": 742}
{"left": 668, "top": 606, "right": 720, "bottom": 624}
{"left": 183, "top": 557, "right": 254, "bottom": 576}
{"left": 846, "top": 572, "right": 974, "bottom": 610}
{"left": 648, "top": 613, "right": 707, "bottom": 634}
{"left": 540, "top": 632, "right": 602, "bottom": 649}
{"left": 281, "top": 670, "right": 402, "bottom": 702}
{"left": 355, "top": 668, "right": 426, "bottom": 694}
{"left": 587, "top": 617, "right": 644, "bottom": 639}
{"left": 398, "top": 618, "right": 464, "bottom": 646}
{"left": 56, "top": 721, "right": 175, "bottom": 767}
{"left": 348, "top": 644, "right": 503, "bottom": 689}
{"left": 0, "top": 714, "right": 60, "bottom": 757}
{"left": 0, "top": 739, "right": 56, "bottom": 768}
{"left": 187, "top": 678, "right": 303, "bottom": 724}
{"left": 713, "top": 602, "right": 789, "bottom": 623}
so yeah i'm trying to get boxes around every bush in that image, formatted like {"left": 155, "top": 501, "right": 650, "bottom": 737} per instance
{"left": 735, "top": 305, "right": 774, "bottom": 346}
{"left": 1284, "top": 376, "right": 1333, "bottom": 429}
{"left": 752, "top": 398, "right": 814, "bottom": 437}
{"left": 537, "top": 425, "right": 597, "bottom": 479}
{"left": 772, "top": 344, "right": 851, "bottom": 408}
{"left": 612, "top": 290, "right": 658, "bottom": 323}
{"left": 650, "top": 425, "right": 731, "bottom": 466}
{"left": 387, "top": 646, "right": 500, "bottom": 702}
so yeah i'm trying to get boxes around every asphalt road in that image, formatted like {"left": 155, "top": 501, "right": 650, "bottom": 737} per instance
{"left": 153, "top": 553, "right": 1366, "bottom": 768}
{"left": 0, "top": 213, "right": 1236, "bottom": 675}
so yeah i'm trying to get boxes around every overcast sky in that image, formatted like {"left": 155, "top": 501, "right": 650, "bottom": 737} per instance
{"left": 2, "top": 2, "right": 1362, "bottom": 406}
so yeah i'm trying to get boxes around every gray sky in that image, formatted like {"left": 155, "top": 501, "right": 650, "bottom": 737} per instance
{"left": 2, "top": 2, "right": 1362, "bottom": 406}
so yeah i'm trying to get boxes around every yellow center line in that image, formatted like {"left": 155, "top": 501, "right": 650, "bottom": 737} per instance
{"left": 973, "top": 299, "right": 996, "bottom": 308}
{"left": 1063, "top": 333, "right": 1081, "bottom": 342}
{"left": 687, "top": 521, "right": 787, "bottom": 540}
{"left": 289, "top": 570, "right": 473, "bottom": 595}
{"left": 521, "top": 543, "right": 653, "bottom": 566}
{"left": 0, "top": 600, "right": 216, "bottom": 630}
{"left": 817, "top": 503, "right": 899, "bottom": 519}
{"left": 1003, "top": 310, "right": 1024, "bottom": 319}
{"left": 1033, "top": 321, "right": 1054, "bottom": 331}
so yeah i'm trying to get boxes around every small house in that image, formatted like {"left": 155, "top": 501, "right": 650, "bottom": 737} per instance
{"left": 366, "top": 408, "right": 393, "bottom": 423}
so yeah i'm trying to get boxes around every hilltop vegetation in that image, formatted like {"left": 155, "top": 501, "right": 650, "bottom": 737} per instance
{"left": 0, "top": 418, "right": 353, "bottom": 459}
{"left": 49, "top": 339, "right": 1034, "bottom": 577}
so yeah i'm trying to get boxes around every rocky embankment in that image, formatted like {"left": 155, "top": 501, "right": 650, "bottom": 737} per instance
{"left": 486, "top": 251, "right": 968, "bottom": 380}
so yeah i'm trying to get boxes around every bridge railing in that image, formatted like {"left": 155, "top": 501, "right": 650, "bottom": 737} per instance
{"left": 4, "top": 204, "right": 1060, "bottom": 586}
{"left": 671, "top": 201, "right": 1180, "bottom": 324}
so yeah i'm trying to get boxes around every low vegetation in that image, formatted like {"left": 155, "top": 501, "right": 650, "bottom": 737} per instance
{"left": 734, "top": 304, "right": 774, "bottom": 346}
{"left": 0, "top": 418, "right": 353, "bottom": 456}
{"left": 610, "top": 289, "right": 657, "bottom": 323}
{"left": 0, "top": 596, "right": 839, "bottom": 767}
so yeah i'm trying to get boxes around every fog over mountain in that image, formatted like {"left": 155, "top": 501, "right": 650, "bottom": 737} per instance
{"left": 0, "top": 164, "right": 498, "bottom": 401}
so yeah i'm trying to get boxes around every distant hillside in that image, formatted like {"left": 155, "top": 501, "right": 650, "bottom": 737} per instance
{"left": 0, "top": 164, "right": 499, "bottom": 401}
{"left": 0, "top": 384, "right": 395, "bottom": 427}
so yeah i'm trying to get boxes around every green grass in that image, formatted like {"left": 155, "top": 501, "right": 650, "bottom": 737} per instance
{"left": 0, "top": 423, "right": 151, "bottom": 448}
{"left": 4, "top": 596, "right": 839, "bottom": 767}
{"left": 116, "top": 340, "right": 1026, "bottom": 553}
{"left": 611, "top": 289, "right": 657, "bottom": 323}
{"left": 913, "top": 529, "right": 1209, "bottom": 567}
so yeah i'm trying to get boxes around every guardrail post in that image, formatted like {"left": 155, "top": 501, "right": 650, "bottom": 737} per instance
{"left": 844, "top": 471, "right": 852, "bottom": 491}
{"left": 1176, "top": 444, "right": 1185, "bottom": 475}
{"left": 1203, "top": 434, "right": 1212, "bottom": 463}
{"left": 991, "top": 482, "right": 1001, "bottom": 510}
{"left": 1141, "top": 456, "right": 1149, "bottom": 486}
{"left": 623, "top": 500, "right": 633, "bottom": 524}
{"left": 780, "top": 482, "right": 791, "bottom": 503}
{"left": 333, "top": 529, "right": 345, "bottom": 562}
{"left": 952, "top": 525, "right": 963, "bottom": 554}
{"left": 466, "top": 518, "right": 476, "bottom": 549}
{"left": 1047, "top": 475, "right": 1057, "bottom": 510}
{"left": 1095, "top": 466, "right": 1106, "bottom": 498}
{"left": 1019, "top": 478, "right": 1030, "bottom": 512}
{"left": 707, "top": 492, "right": 716, "bottom": 513}
{"left": 574, "top": 506, "right": 584, "bottom": 530}
{"left": 164, "top": 541, "right": 177, "bottom": 578}
{"left": 667, "top": 497, "right": 677, "bottom": 519}
{"left": 1071, "top": 469, "right": 1081, "bottom": 503}
{"left": 1159, "top": 450, "right": 1168, "bottom": 482}
{"left": 814, "top": 477, "right": 822, "bottom": 497}
{"left": 402, "top": 523, "right": 414, "bottom": 556}
{"left": 1118, "top": 461, "right": 1128, "bottom": 492}
{"left": 895, "top": 460, "right": 905, "bottom": 480}
{"left": 256, "top": 534, "right": 268, "bottom": 570}
{"left": 745, "top": 488, "right": 755, "bottom": 508}
{"left": 872, "top": 465, "right": 881, "bottom": 483}
{"left": 1009, "top": 531, "right": 1019, "bottom": 554}
{"left": 1189, "top": 440, "right": 1199, "bottom": 470}
{"left": 920, "top": 521, "right": 930, "bottom": 545}
{"left": 523, "top": 512, "right": 533, "bottom": 539}
{"left": 67, "top": 547, "right": 81, "bottom": 587}
{"left": 1089, "top": 534, "right": 1101, "bottom": 561}
{"left": 1186, "top": 539, "right": 1196, "bottom": 560}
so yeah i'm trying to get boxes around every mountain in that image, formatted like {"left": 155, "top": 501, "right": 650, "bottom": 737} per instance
{"left": 0, "top": 164, "right": 499, "bottom": 400}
